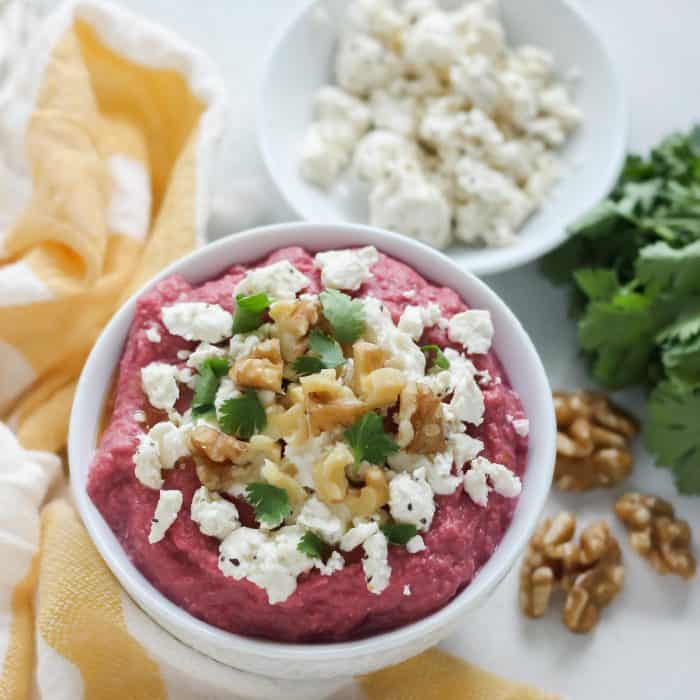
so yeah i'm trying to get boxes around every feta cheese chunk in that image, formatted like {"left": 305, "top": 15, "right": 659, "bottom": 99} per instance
{"left": 406, "top": 534, "right": 426, "bottom": 554}
{"left": 316, "top": 550, "right": 346, "bottom": 576}
{"left": 448, "top": 309, "right": 494, "bottom": 354}
{"left": 362, "top": 531, "right": 391, "bottom": 594}
{"left": 512, "top": 418, "right": 530, "bottom": 437}
{"left": 162, "top": 302, "right": 233, "bottom": 344}
{"left": 299, "top": 120, "right": 356, "bottom": 188}
{"left": 191, "top": 486, "right": 240, "bottom": 539}
{"left": 141, "top": 362, "right": 179, "bottom": 411}
{"left": 340, "top": 520, "right": 379, "bottom": 551}
{"left": 464, "top": 456, "right": 522, "bottom": 507}
{"left": 403, "top": 584, "right": 412, "bottom": 596}
{"left": 336, "top": 34, "right": 402, "bottom": 96}
{"left": 403, "top": 11, "right": 458, "bottom": 70}
{"left": 353, "top": 130, "right": 420, "bottom": 183}
{"left": 443, "top": 349, "right": 484, "bottom": 425}
{"left": 397, "top": 303, "right": 442, "bottom": 341}
{"left": 133, "top": 433, "right": 164, "bottom": 490}
{"left": 234, "top": 260, "right": 310, "bottom": 301}
{"left": 186, "top": 342, "right": 227, "bottom": 370}
{"left": 424, "top": 450, "right": 462, "bottom": 495}
{"left": 315, "top": 85, "right": 371, "bottom": 137}
{"left": 389, "top": 469, "right": 435, "bottom": 531}
{"left": 148, "top": 490, "right": 183, "bottom": 544}
{"left": 314, "top": 246, "right": 378, "bottom": 291}
{"left": 147, "top": 421, "right": 190, "bottom": 469}
{"left": 145, "top": 325, "right": 161, "bottom": 343}
{"left": 449, "top": 432, "right": 484, "bottom": 467}
{"left": 296, "top": 496, "right": 348, "bottom": 545}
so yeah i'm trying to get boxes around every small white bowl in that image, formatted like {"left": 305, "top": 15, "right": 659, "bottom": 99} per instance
{"left": 258, "top": 0, "right": 626, "bottom": 276}
{"left": 69, "top": 222, "right": 555, "bottom": 680}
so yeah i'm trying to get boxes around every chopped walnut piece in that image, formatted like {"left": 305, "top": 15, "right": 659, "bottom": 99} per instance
{"left": 519, "top": 513, "right": 624, "bottom": 633}
{"left": 313, "top": 444, "right": 352, "bottom": 504}
{"left": 407, "top": 385, "right": 446, "bottom": 454}
{"left": 344, "top": 465, "right": 389, "bottom": 518}
{"left": 231, "top": 338, "right": 284, "bottom": 392}
{"left": 187, "top": 425, "right": 249, "bottom": 491}
{"left": 352, "top": 341, "right": 386, "bottom": 391}
{"left": 301, "top": 369, "right": 367, "bottom": 433}
{"left": 361, "top": 368, "right": 406, "bottom": 409}
{"left": 396, "top": 381, "right": 418, "bottom": 448}
{"left": 554, "top": 391, "right": 638, "bottom": 491}
{"left": 269, "top": 298, "right": 319, "bottom": 362}
{"left": 615, "top": 492, "right": 696, "bottom": 580}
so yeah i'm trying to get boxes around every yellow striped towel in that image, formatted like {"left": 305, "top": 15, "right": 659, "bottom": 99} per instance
{"left": 0, "top": 2, "right": 558, "bottom": 698}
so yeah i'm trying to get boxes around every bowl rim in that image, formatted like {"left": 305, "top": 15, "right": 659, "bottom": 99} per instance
{"left": 256, "top": 0, "right": 628, "bottom": 277}
{"left": 69, "top": 221, "right": 556, "bottom": 666}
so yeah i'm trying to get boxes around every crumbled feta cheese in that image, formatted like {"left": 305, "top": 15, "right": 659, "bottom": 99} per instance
{"left": 403, "top": 11, "right": 458, "bottom": 70}
{"left": 424, "top": 450, "right": 462, "bottom": 495}
{"left": 450, "top": 54, "right": 500, "bottom": 113}
{"left": 148, "top": 490, "right": 183, "bottom": 544}
{"left": 296, "top": 497, "right": 348, "bottom": 545}
{"left": 229, "top": 333, "right": 260, "bottom": 361}
{"left": 340, "top": 520, "right": 379, "bottom": 551}
{"left": 141, "top": 362, "right": 179, "bottom": 411}
{"left": 234, "top": 261, "right": 310, "bottom": 301}
{"left": 284, "top": 433, "right": 337, "bottom": 489}
{"left": 346, "top": 0, "right": 405, "bottom": 39}
{"left": 191, "top": 486, "right": 240, "bottom": 539}
{"left": 397, "top": 303, "right": 442, "bottom": 341}
{"left": 363, "top": 296, "right": 426, "bottom": 380}
{"left": 406, "top": 534, "right": 426, "bottom": 554}
{"left": 353, "top": 130, "right": 421, "bottom": 183}
{"left": 315, "top": 85, "right": 371, "bottom": 137}
{"left": 176, "top": 366, "right": 196, "bottom": 390}
{"left": 316, "top": 550, "right": 346, "bottom": 576}
{"left": 448, "top": 309, "right": 494, "bottom": 354}
{"left": 443, "top": 348, "right": 484, "bottom": 425}
{"left": 512, "top": 418, "right": 530, "bottom": 437}
{"left": 133, "top": 410, "right": 146, "bottom": 423}
{"left": 336, "top": 33, "right": 402, "bottom": 96}
{"left": 299, "top": 120, "right": 356, "bottom": 188}
{"left": 388, "top": 469, "right": 435, "bottom": 531}
{"left": 362, "top": 531, "right": 391, "bottom": 594}
{"left": 176, "top": 349, "right": 191, "bottom": 361}
{"left": 145, "top": 325, "right": 161, "bottom": 343}
{"left": 448, "top": 432, "right": 484, "bottom": 467}
{"left": 147, "top": 421, "right": 190, "bottom": 469}
{"left": 186, "top": 342, "right": 227, "bottom": 370}
{"left": 314, "top": 246, "right": 378, "bottom": 291}
{"left": 403, "top": 584, "right": 412, "bottom": 596}
{"left": 370, "top": 90, "right": 417, "bottom": 136}
{"left": 162, "top": 302, "right": 233, "bottom": 344}
{"left": 464, "top": 456, "right": 522, "bottom": 507}
{"left": 133, "top": 433, "right": 164, "bottom": 490}
{"left": 219, "top": 526, "right": 315, "bottom": 605}
{"left": 370, "top": 170, "right": 452, "bottom": 250}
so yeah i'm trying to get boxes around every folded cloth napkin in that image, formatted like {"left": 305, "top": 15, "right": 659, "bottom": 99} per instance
{"left": 0, "top": 2, "right": 559, "bottom": 698}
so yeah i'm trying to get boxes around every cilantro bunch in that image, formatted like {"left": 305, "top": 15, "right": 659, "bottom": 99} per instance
{"left": 543, "top": 126, "right": 700, "bottom": 494}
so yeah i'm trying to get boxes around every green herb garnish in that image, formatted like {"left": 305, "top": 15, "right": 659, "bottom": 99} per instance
{"left": 380, "top": 522, "right": 418, "bottom": 546}
{"left": 191, "top": 356, "right": 230, "bottom": 417}
{"left": 232, "top": 292, "right": 270, "bottom": 334}
{"left": 293, "top": 330, "right": 346, "bottom": 376}
{"left": 297, "top": 530, "right": 325, "bottom": 558}
{"left": 344, "top": 412, "right": 399, "bottom": 470}
{"left": 218, "top": 389, "right": 266, "bottom": 439}
{"left": 320, "top": 289, "right": 365, "bottom": 344}
{"left": 421, "top": 344, "right": 450, "bottom": 370}
{"left": 542, "top": 124, "right": 700, "bottom": 493}
{"left": 244, "top": 482, "right": 291, "bottom": 528}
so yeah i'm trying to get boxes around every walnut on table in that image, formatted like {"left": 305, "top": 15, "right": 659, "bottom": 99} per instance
{"left": 615, "top": 492, "right": 696, "bottom": 580}
{"left": 519, "top": 512, "right": 624, "bottom": 633}
{"left": 553, "top": 390, "right": 638, "bottom": 491}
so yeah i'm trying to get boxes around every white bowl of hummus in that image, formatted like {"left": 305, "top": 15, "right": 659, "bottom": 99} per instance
{"left": 69, "top": 222, "right": 555, "bottom": 679}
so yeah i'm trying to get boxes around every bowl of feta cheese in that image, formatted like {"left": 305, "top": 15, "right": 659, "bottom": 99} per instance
{"left": 258, "top": 0, "right": 626, "bottom": 275}
{"left": 70, "top": 222, "right": 555, "bottom": 679}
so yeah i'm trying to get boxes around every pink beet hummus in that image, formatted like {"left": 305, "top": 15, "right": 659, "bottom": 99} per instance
{"left": 88, "top": 246, "right": 528, "bottom": 642}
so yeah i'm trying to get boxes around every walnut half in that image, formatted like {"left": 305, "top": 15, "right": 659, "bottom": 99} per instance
{"left": 554, "top": 390, "right": 638, "bottom": 491}
{"left": 615, "top": 492, "right": 696, "bottom": 580}
{"left": 187, "top": 425, "right": 248, "bottom": 491}
{"left": 519, "top": 513, "right": 624, "bottom": 633}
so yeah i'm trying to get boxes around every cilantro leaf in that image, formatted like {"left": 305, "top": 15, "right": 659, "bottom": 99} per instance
{"left": 232, "top": 293, "right": 270, "bottom": 334}
{"left": 293, "top": 330, "right": 346, "bottom": 375}
{"left": 380, "top": 523, "right": 418, "bottom": 546}
{"left": 645, "top": 381, "right": 700, "bottom": 494}
{"left": 320, "top": 289, "right": 365, "bottom": 344}
{"left": 218, "top": 389, "right": 266, "bottom": 439}
{"left": 421, "top": 344, "right": 450, "bottom": 370}
{"left": 191, "top": 356, "right": 230, "bottom": 417}
{"left": 344, "top": 412, "right": 399, "bottom": 468}
{"left": 244, "top": 482, "right": 291, "bottom": 527}
{"left": 573, "top": 268, "right": 619, "bottom": 302}
{"left": 297, "top": 531, "right": 325, "bottom": 558}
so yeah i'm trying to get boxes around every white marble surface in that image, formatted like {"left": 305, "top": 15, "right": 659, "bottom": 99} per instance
{"left": 75, "top": 1, "right": 700, "bottom": 696}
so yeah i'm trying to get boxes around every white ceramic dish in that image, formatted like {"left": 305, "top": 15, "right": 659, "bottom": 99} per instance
{"left": 69, "top": 222, "right": 556, "bottom": 680}
{"left": 258, "top": 0, "right": 626, "bottom": 276}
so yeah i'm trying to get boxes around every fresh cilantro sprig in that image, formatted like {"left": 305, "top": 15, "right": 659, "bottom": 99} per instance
{"left": 542, "top": 124, "right": 700, "bottom": 493}
{"left": 245, "top": 482, "right": 290, "bottom": 528}
{"left": 344, "top": 412, "right": 399, "bottom": 471}
{"left": 421, "top": 344, "right": 450, "bottom": 370}
{"left": 381, "top": 523, "right": 418, "bottom": 546}
{"left": 293, "top": 330, "right": 346, "bottom": 376}
{"left": 218, "top": 389, "right": 266, "bottom": 439}
{"left": 297, "top": 530, "right": 326, "bottom": 558}
{"left": 320, "top": 289, "right": 365, "bottom": 344}
{"left": 232, "top": 292, "right": 270, "bottom": 334}
{"left": 191, "top": 356, "right": 230, "bottom": 417}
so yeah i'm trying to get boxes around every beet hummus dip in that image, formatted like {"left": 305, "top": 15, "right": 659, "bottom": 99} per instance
{"left": 88, "top": 245, "right": 528, "bottom": 643}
